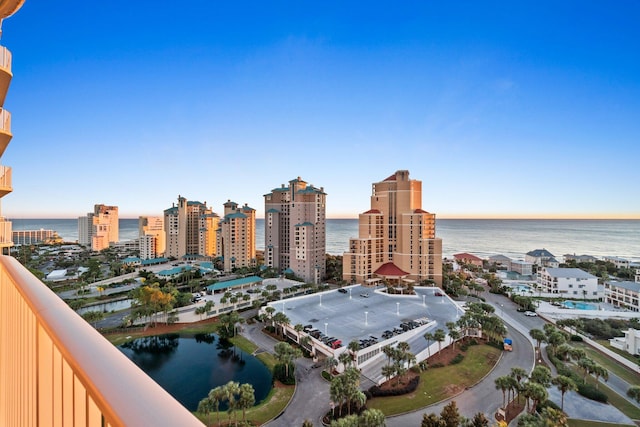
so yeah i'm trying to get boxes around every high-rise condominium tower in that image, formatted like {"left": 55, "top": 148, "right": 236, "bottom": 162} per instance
{"left": 0, "top": 1, "right": 25, "bottom": 255}
{"left": 219, "top": 200, "right": 256, "bottom": 272}
{"left": 342, "top": 170, "right": 443, "bottom": 286}
{"left": 78, "top": 204, "right": 119, "bottom": 251}
{"left": 264, "top": 177, "right": 326, "bottom": 284}
{"left": 164, "top": 196, "right": 217, "bottom": 259}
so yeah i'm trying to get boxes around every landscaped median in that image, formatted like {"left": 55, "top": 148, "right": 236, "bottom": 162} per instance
{"left": 366, "top": 343, "right": 502, "bottom": 416}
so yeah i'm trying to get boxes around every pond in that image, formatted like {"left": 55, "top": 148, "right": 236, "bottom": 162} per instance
{"left": 77, "top": 298, "right": 132, "bottom": 315}
{"left": 118, "top": 333, "right": 273, "bottom": 411}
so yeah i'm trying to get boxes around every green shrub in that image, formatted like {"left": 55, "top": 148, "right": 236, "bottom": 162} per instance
{"left": 450, "top": 354, "right": 465, "bottom": 365}
{"left": 577, "top": 383, "right": 608, "bottom": 403}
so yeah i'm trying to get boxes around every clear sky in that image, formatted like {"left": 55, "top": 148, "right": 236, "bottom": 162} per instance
{"left": 2, "top": 1, "right": 639, "bottom": 219}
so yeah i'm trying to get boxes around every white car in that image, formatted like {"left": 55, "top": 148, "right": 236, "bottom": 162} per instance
{"left": 524, "top": 311, "right": 537, "bottom": 317}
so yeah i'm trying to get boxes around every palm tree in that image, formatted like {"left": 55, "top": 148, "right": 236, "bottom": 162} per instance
{"left": 197, "top": 395, "right": 214, "bottom": 426}
{"left": 529, "top": 328, "right": 546, "bottom": 357}
{"left": 494, "top": 375, "right": 511, "bottom": 408}
{"left": 510, "top": 367, "right": 527, "bottom": 403}
{"left": 325, "top": 356, "right": 338, "bottom": 374}
{"left": 223, "top": 381, "right": 240, "bottom": 426}
{"left": 578, "top": 357, "right": 596, "bottom": 381}
{"left": 359, "top": 408, "right": 385, "bottom": 427}
{"left": 237, "top": 383, "right": 255, "bottom": 423}
{"left": 530, "top": 365, "right": 552, "bottom": 388}
{"left": 381, "top": 364, "right": 395, "bottom": 384}
{"left": 208, "top": 386, "right": 225, "bottom": 426}
{"left": 433, "top": 329, "right": 446, "bottom": 355}
{"left": 423, "top": 332, "right": 434, "bottom": 358}
{"left": 552, "top": 375, "right": 577, "bottom": 410}
{"left": 592, "top": 363, "right": 609, "bottom": 389}
{"left": 525, "top": 382, "right": 548, "bottom": 413}
{"left": 347, "top": 339, "right": 360, "bottom": 363}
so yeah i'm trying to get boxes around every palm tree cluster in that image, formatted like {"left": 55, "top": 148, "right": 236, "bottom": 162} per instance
{"left": 195, "top": 300, "right": 215, "bottom": 320}
{"left": 327, "top": 407, "right": 385, "bottom": 427}
{"left": 380, "top": 342, "right": 416, "bottom": 385}
{"left": 423, "top": 302, "right": 507, "bottom": 360}
{"left": 531, "top": 324, "right": 609, "bottom": 391}
{"left": 494, "top": 365, "right": 559, "bottom": 416}
{"left": 129, "top": 283, "right": 177, "bottom": 326}
{"left": 217, "top": 310, "right": 244, "bottom": 340}
{"left": 329, "top": 367, "right": 366, "bottom": 419}
{"left": 198, "top": 381, "right": 255, "bottom": 427}
{"left": 274, "top": 341, "right": 302, "bottom": 382}
{"left": 421, "top": 400, "right": 492, "bottom": 427}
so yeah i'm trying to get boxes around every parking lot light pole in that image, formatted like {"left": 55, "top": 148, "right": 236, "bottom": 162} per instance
{"left": 319, "top": 293, "right": 322, "bottom": 306}
{"left": 396, "top": 302, "right": 400, "bottom": 316}
{"left": 365, "top": 311, "right": 368, "bottom": 326}
{"left": 422, "top": 295, "right": 426, "bottom": 306}
{"left": 325, "top": 322, "right": 328, "bottom": 336}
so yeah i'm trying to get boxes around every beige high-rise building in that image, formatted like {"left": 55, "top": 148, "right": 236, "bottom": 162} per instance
{"left": 139, "top": 216, "right": 165, "bottom": 259}
{"left": 77, "top": 204, "right": 119, "bottom": 251}
{"left": 219, "top": 200, "right": 256, "bottom": 272}
{"left": 164, "top": 196, "right": 216, "bottom": 259}
{"left": 264, "top": 177, "right": 326, "bottom": 284}
{"left": 0, "top": 4, "right": 23, "bottom": 254}
{"left": 343, "top": 170, "right": 442, "bottom": 286}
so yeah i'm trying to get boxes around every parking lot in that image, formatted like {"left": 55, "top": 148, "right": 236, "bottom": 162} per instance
{"left": 266, "top": 284, "right": 463, "bottom": 355}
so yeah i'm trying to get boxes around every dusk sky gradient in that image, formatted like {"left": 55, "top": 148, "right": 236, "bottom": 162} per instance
{"left": 2, "top": 1, "right": 639, "bottom": 219}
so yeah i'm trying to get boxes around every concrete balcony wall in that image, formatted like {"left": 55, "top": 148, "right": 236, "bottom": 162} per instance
{"left": 0, "top": 46, "right": 12, "bottom": 107}
{"left": 0, "top": 256, "right": 204, "bottom": 427}
{"left": 0, "top": 165, "right": 12, "bottom": 197}
{"left": 0, "top": 217, "right": 11, "bottom": 252}
{"left": 0, "top": 108, "right": 11, "bottom": 157}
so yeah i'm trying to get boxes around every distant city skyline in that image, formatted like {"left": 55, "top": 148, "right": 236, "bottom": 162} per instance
{"left": 2, "top": 2, "right": 639, "bottom": 220}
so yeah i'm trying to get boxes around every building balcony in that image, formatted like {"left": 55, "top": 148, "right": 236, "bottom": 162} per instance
{"left": 0, "top": 46, "right": 12, "bottom": 107}
{"left": 0, "top": 108, "right": 11, "bottom": 157}
{"left": 0, "top": 256, "right": 204, "bottom": 427}
{"left": 0, "top": 164, "right": 11, "bottom": 197}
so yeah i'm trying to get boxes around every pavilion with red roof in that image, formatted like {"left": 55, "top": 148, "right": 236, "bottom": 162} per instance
{"left": 370, "top": 262, "right": 413, "bottom": 288}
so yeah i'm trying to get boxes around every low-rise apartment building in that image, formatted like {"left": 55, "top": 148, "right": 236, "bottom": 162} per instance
{"left": 610, "top": 328, "right": 640, "bottom": 355}
{"left": 526, "top": 249, "right": 559, "bottom": 268}
{"left": 604, "top": 280, "right": 640, "bottom": 312}
{"left": 537, "top": 267, "right": 598, "bottom": 297}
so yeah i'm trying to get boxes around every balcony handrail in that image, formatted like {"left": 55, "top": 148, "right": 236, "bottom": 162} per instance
{"left": 0, "top": 108, "right": 10, "bottom": 133}
{"left": 0, "top": 46, "right": 11, "bottom": 72}
{"left": 0, "top": 256, "right": 204, "bottom": 426}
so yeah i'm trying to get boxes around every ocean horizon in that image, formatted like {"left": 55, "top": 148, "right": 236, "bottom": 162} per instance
{"left": 10, "top": 218, "right": 640, "bottom": 262}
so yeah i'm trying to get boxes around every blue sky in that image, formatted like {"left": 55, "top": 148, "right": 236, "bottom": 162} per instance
{"left": 2, "top": 1, "right": 639, "bottom": 219}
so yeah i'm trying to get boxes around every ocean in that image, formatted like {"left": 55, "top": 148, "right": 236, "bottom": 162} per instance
{"left": 10, "top": 218, "right": 640, "bottom": 262}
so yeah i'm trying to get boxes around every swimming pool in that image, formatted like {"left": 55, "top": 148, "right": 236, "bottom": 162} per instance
{"left": 507, "top": 283, "right": 533, "bottom": 293}
{"left": 562, "top": 300, "right": 598, "bottom": 310}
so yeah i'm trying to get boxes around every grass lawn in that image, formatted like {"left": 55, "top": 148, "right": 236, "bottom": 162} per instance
{"left": 366, "top": 344, "right": 501, "bottom": 416}
{"left": 568, "top": 420, "right": 636, "bottom": 427}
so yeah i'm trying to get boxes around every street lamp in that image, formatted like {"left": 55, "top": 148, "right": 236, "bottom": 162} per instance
{"left": 365, "top": 311, "right": 368, "bottom": 325}
{"left": 396, "top": 302, "right": 400, "bottom": 316}
{"left": 324, "top": 322, "right": 328, "bottom": 336}
{"left": 319, "top": 293, "right": 322, "bottom": 306}
{"left": 422, "top": 295, "right": 426, "bottom": 306}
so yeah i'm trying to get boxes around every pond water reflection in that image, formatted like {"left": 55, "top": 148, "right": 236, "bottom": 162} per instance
{"left": 118, "top": 333, "right": 272, "bottom": 411}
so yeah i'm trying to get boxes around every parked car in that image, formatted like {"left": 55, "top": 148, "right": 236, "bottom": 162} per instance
{"left": 524, "top": 311, "right": 538, "bottom": 317}
{"left": 360, "top": 293, "right": 369, "bottom": 298}
{"left": 338, "top": 288, "right": 348, "bottom": 294}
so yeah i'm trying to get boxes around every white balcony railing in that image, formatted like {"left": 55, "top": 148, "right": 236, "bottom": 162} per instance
{"left": 0, "top": 256, "right": 204, "bottom": 427}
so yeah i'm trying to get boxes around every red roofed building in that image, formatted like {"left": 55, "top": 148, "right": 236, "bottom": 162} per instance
{"left": 342, "top": 170, "right": 443, "bottom": 286}
{"left": 453, "top": 253, "right": 483, "bottom": 268}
